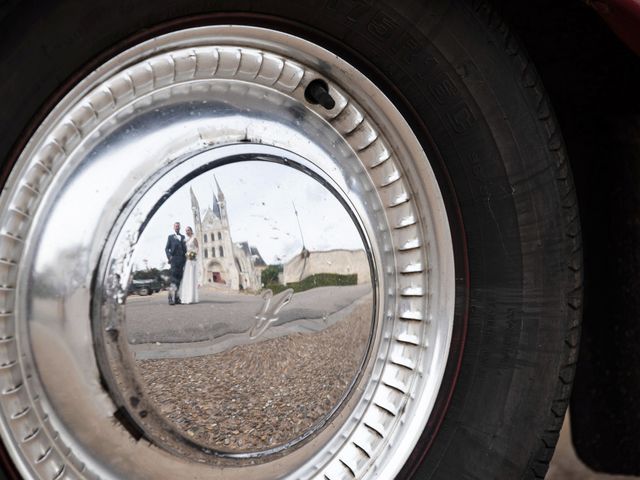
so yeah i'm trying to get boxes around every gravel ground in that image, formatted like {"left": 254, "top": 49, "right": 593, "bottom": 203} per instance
{"left": 135, "top": 299, "right": 371, "bottom": 452}
{"left": 133, "top": 290, "right": 635, "bottom": 477}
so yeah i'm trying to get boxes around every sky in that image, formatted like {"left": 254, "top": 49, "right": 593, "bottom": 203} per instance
{"left": 131, "top": 160, "right": 365, "bottom": 269}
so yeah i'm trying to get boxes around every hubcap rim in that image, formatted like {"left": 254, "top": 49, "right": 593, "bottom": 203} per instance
{"left": 0, "top": 26, "right": 455, "bottom": 479}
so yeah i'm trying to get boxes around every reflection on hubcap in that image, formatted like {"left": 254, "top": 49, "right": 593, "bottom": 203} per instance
{"left": 0, "top": 26, "right": 455, "bottom": 480}
{"left": 104, "top": 158, "right": 374, "bottom": 456}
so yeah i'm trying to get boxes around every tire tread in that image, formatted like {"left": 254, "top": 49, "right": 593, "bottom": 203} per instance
{"left": 470, "top": 1, "right": 584, "bottom": 479}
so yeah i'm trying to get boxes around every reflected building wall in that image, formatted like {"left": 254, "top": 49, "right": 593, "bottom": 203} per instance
{"left": 233, "top": 241, "right": 266, "bottom": 291}
{"left": 283, "top": 249, "right": 370, "bottom": 285}
{"left": 190, "top": 180, "right": 262, "bottom": 291}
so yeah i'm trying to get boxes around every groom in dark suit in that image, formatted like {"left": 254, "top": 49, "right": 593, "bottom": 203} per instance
{"left": 165, "top": 221, "right": 186, "bottom": 305}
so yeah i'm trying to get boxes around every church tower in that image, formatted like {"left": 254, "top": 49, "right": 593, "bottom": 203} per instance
{"left": 215, "top": 176, "right": 228, "bottom": 223}
{"left": 190, "top": 180, "right": 263, "bottom": 292}
{"left": 189, "top": 187, "right": 206, "bottom": 286}
{"left": 195, "top": 179, "right": 240, "bottom": 289}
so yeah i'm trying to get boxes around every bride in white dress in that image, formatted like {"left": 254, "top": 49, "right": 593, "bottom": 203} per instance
{"left": 179, "top": 226, "right": 199, "bottom": 304}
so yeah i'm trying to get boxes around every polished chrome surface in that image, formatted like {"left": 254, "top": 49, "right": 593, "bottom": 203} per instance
{"left": 103, "top": 157, "right": 374, "bottom": 456}
{"left": 0, "top": 26, "right": 455, "bottom": 480}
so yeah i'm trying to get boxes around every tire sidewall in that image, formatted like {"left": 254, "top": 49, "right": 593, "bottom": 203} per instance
{"left": 0, "top": 1, "right": 577, "bottom": 479}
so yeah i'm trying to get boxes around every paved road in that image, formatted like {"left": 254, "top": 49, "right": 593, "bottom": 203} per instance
{"left": 126, "top": 284, "right": 372, "bottom": 347}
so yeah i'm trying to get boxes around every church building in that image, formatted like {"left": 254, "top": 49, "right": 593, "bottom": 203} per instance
{"left": 189, "top": 180, "right": 263, "bottom": 291}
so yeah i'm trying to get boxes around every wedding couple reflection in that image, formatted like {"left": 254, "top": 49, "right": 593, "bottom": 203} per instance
{"left": 165, "top": 221, "right": 199, "bottom": 305}
{"left": 122, "top": 163, "right": 376, "bottom": 453}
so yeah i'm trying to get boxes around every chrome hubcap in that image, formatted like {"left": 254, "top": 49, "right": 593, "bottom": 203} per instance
{"left": 0, "top": 26, "right": 455, "bottom": 479}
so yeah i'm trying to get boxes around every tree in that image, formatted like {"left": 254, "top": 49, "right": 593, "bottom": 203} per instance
{"left": 261, "top": 264, "right": 282, "bottom": 286}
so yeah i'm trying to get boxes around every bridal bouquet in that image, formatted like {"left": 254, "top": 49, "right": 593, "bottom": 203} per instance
{"left": 187, "top": 251, "right": 197, "bottom": 260}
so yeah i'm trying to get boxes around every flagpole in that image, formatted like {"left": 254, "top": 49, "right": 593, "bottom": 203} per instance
{"left": 292, "top": 200, "right": 305, "bottom": 249}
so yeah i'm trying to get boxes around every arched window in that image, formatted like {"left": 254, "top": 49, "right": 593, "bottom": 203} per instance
{"left": 219, "top": 246, "right": 224, "bottom": 257}
{"left": 212, "top": 247, "right": 216, "bottom": 257}
{"left": 218, "top": 232, "right": 222, "bottom": 240}
{"left": 204, "top": 234, "right": 208, "bottom": 243}
{"left": 204, "top": 248, "right": 208, "bottom": 259}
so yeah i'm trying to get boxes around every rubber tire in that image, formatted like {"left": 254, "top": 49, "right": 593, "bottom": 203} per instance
{"left": 0, "top": 1, "right": 582, "bottom": 479}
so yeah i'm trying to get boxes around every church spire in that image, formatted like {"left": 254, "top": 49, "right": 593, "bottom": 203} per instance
{"left": 215, "top": 175, "right": 225, "bottom": 201}
{"left": 214, "top": 176, "right": 227, "bottom": 222}
{"left": 211, "top": 183, "right": 221, "bottom": 219}
{"left": 190, "top": 186, "right": 201, "bottom": 229}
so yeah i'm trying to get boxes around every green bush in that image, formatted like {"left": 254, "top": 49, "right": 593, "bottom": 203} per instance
{"left": 267, "top": 273, "right": 357, "bottom": 294}
{"left": 132, "top": 268, "right": 167, "bottom": 280}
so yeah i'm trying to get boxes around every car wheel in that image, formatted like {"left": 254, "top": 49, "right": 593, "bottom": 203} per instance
{"left": 0, "top": 1, "right": 581, "bottom": 479}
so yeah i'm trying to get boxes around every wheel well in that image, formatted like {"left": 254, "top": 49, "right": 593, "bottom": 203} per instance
{"left": 497, "top": 0, "right": 640, "bottom": 474}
